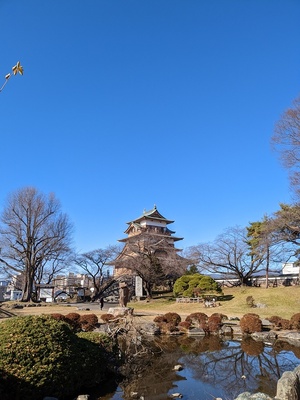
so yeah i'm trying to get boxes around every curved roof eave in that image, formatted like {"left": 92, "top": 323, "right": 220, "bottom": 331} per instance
{"left": 126, "top": 205, "right": 174, "bottom": 225}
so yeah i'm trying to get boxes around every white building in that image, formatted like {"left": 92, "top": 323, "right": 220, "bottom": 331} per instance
{"left": 282, "top": 262, "right": 300, "bottom": 275}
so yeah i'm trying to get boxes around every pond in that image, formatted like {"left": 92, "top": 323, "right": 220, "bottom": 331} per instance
{"left": 83, "top": 336, "right": 300, "bottom": 400}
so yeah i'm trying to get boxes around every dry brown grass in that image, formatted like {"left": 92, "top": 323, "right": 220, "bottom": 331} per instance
{"left": 2, "top": 285, "right": 300, "bottom": 321}
{"left": 128, "top": 286, "right": 300, "bottom": 320}
{"left": 1, "top": 303, "right": 104, "bottom": 319}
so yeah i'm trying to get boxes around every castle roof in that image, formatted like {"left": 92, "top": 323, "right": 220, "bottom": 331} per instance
{"left": 127, "top": 205, "right": 174, "bottom": 225}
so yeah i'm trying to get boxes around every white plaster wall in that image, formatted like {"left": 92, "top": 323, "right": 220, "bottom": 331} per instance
{"left": 282, "top": 262, "right": 300, "bottom": 275}
{"left": 140, "top": 220, "right": 166, "bottom": 227}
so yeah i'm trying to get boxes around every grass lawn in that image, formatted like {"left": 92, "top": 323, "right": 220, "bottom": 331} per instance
{"left": 127, "top": 285, "right": 300, "bottom": 320}
{"left": 2, "top": 285, "right": 300, "bottom": 321}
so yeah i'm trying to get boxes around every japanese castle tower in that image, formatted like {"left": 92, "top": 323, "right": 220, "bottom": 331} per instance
{"left": 114, "top": 205, "right": 185, "bottom": 277}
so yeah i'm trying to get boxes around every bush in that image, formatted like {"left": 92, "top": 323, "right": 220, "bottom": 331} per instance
{"left": 267, "top": 315, "right": 282, "bottom": 328}
{"left": 79, "top": 314, "right": 98, "bottom": 331}
{"left": 77, "top": 331, "right": 119, "bottom": 368}
{"left": 65, "top": 312, "right": 81, "bottom": 331}
{"left": 198, "top": 276, "right": 220, "bottom": 292}
{"left": 240, "top": 313, "right": 262, "bottom": 334}
{"left": 153, "top": 312, "right": 181, "bottom": 333}
{"left": 267, "top": 316, "right": 292, "bottom": 330}
{"left": 185, "top": 312, "right": 208, "bottom": 332}
{"left": 77, "top": 331, "right": 115, "bottom": 350}
{"left": 290, "top": 313, "right": 300, "bottom": 330}
{"left": 173, "top": 273, "right": 221, "bottom": 298}
{"left": 210, "top": 312, "right": 228, "bottom": 321}
{"left": 101, "top": 313, "right": 115, "bottom": 322}
{"left": 163, "top": 312, "right": 181, "bottom": 325}
{"left": 50, "top": 313, "right": 67, "bottom": 323}
{"left": 51, "top": 313, "right": 99, "bottom": 332}
{"left": 0, "top": 315, "right": 109, "bottom": 400}
{"left": 246, "top": 296, "right": 255, "bottom": 307}
{"left": 207, "top": 314, "right": 222, "bottom": 333}
{"left": 173, "top": 275, "right": 194, "bottom": 297}
{"left": 178, "top": 321, "right": 191, "bottom": 332}
{"left": 278, "top": 318, "right": 292, "bottom": 330}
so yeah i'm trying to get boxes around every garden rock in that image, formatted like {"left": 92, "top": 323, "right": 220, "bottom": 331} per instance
{"left": 173, "top": 364, "right": 183, "bottom": 371}
{"left": 220, "top": 325, "right": 233, "bottom": 336}
{"left": 251, "top": 331, "right": 277, "bottom": 342}
{"left": 235, "top": 392, "right": 272, "bottom": 400}
{"left": 279, "top": 332, "right": 300, "bottom": 343}
{"left": 187, "top": 327, "right": 205, "bottom": 336}
{"left": 276, "top": 370, "right": 300, "bottom": 400}
{"left": 108, "top": 307, "right": 134, "bottom": 316}
{"left": 140, "top": 323, "right": 160, "bottom": 335}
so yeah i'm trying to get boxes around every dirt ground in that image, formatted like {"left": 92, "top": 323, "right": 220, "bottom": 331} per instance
{"left": 0, "top": 301, "right": 159, "bottom": 324}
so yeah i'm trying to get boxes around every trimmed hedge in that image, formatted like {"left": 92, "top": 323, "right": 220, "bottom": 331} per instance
{"left": 154, "top": 312, "right": 182, "bottom": 333}
{"left": 0, "top": 315, "right": 110, "bottom": 400}
{"left": 173, "top": 273, "right": 221, "bottom": 298}
{"left": 240, "top": 313, "right": 262, "bottom": 334}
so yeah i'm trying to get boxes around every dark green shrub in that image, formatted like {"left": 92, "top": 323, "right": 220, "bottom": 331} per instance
{"left": 240, "top": 313, "right": 262, "bottom": 334}
{"left": 77, "top": 331, "right": 115, "bottom": 350}
{"left": 173, "top": 273, "right": 221, "bottom": 298}
{"left": 198, "top": 276, "right": 220, "bottom": 292}
{"left": 77, "top": 331, "right": 119, "bottom": 370}
{"left": 173, "top": 275, "right": 195, "bottom": 297}
{"left": 79, "top": 313, "right": 98, "bottom": 331}
{"left": 0, "top": 315, "right": 109, "bottom": 400}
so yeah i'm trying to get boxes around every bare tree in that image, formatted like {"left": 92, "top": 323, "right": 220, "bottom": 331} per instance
{"left": 0, "top": 187, "right": 73, "bottom": 301}
{"left": 115, "top": 235, "right": 188, "bottom": 298}
{"left": 188, "top": 226, "right": 265, "bottom": 286}
{"left": 74, "top": 246, "right": 120, "bottom": 301}
{"left": 272, "top": 95, "right": 300, "bottom": 196}
{"left": 35, "top": 252, "right": 72, "bottom": 285}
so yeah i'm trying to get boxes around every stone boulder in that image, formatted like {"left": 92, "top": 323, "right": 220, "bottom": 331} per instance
{"left": 139, "top": 322, "right": 160, "bottom": 335}
{"left": 276, "top": 370, "right": 300, "bottom": 400}
{"left": 251, "top": 331, "right": 277, "bottom": 342}
{"left": 279, "top": 331, "right": 300, "bottom": 344}
{"left": 187, "top": 327, "right": 206, "bottom": 336}
{"left": 234, "top": 392, "right": 272, "bottom": 400}
{"left": 107, "top": 307, "right": 134, "bottom": 317}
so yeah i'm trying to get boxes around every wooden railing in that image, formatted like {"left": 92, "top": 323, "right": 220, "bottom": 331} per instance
{"left": 176, "top": 297, "right": 203, "bottom": 303}
{"left": 176, "top": 297, "right": 219, "bottom": 307}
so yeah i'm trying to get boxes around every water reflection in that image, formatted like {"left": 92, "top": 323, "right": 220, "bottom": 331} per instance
{"left": 89, "top": 336, "right": 300, "bottom": 400}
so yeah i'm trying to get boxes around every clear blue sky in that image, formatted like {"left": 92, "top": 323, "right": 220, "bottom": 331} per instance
{"left": 1, "top": 0, "right": 300, "bottom": 252}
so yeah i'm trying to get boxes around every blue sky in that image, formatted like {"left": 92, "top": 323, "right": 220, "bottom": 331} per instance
{"left": 1, "top": 0, "right": 300, "bottom": 253}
